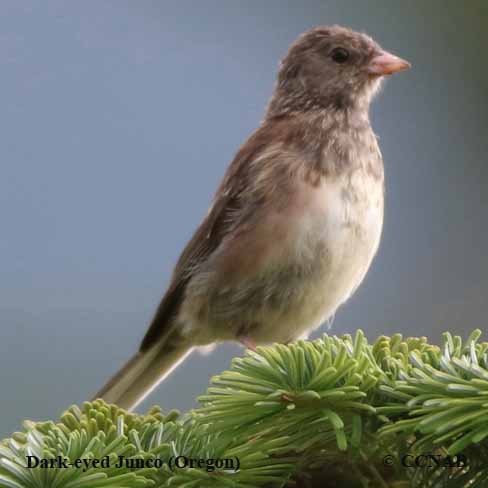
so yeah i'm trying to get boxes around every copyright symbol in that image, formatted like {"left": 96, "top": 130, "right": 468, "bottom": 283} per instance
{"left": 383, "top": 455, "right": 394, "bottom": 467}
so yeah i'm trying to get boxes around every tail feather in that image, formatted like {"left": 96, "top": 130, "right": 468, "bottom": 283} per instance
{"left": 93, "top": 339, "right": 193, "bottom": 411}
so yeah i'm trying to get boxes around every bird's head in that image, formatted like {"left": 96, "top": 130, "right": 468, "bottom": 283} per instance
{"left": 267, "top": 25, "right": 410, "bottom": 117}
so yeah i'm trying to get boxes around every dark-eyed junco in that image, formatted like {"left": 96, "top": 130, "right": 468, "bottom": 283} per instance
{"left": 94, "top": 25, "right": 410, "bottom": 410}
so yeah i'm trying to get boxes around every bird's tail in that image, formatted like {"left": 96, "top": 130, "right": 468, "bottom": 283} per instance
{"left": 93, "top": 334, "right": 193, "bottom": 411}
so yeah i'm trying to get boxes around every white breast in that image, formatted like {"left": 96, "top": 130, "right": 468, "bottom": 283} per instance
{"left": 320, "top": 169, "right": 384, "bottom": 300}
{"left": 272, "top": 167, "right": 384, "bottom": 342}
{"left": 180, "top": 161, "right": 384, "bottom": 346}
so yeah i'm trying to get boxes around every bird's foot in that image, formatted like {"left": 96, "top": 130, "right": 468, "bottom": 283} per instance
{"left": 238, "top": 335, "right": 257, "bottom": 352}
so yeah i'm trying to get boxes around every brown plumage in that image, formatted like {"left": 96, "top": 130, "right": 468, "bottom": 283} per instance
{"left": 94, "top": 25, "right": 410, "bottom": 410}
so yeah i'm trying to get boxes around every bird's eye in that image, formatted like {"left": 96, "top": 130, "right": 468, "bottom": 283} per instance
{"left": 330, "top": 47, "right": 350, "bottom": 64}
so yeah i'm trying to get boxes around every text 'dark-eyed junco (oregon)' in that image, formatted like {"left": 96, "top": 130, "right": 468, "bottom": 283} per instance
{"left": 94, "top": 25, "right": 410, "bottom": 410}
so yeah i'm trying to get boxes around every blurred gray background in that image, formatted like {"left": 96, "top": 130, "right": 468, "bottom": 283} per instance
{"left": 1, "top": 1, "right": 487, "bottom": 438}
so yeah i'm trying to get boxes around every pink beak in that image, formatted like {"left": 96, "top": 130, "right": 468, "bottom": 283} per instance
{"left": 368, "top": 50, "right": 411, "bottom": 76}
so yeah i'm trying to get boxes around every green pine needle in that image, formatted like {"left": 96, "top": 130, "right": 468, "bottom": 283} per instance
{"left": 2, "top": 330, "right": 488, "bottom": 487}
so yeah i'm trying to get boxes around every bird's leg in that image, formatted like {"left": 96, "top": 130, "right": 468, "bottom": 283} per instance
{"left": 238, "top": 335, "right": 257, "bottom": 352}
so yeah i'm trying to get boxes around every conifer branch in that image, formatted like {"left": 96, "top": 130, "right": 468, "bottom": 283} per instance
{"left": 1, "top": 330, "right": 487, "bottom": 487}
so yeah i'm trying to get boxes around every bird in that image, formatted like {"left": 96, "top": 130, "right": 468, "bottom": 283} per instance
{"left": 94, "top": 25, "right": 410, "bottom": 410}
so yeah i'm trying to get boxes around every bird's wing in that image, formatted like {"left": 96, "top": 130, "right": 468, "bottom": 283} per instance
{"left": 139, "top": 121, "right": 291, "bottom": 351}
